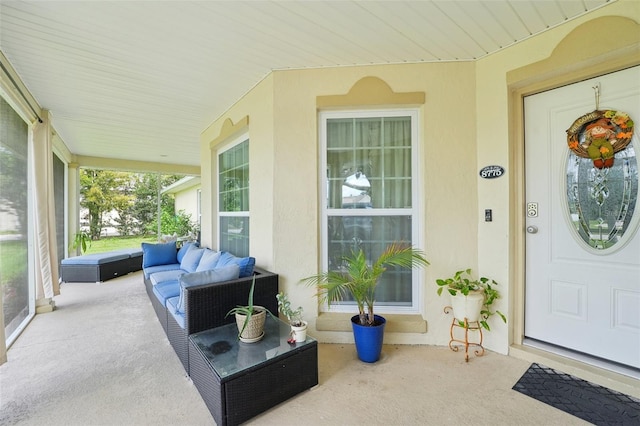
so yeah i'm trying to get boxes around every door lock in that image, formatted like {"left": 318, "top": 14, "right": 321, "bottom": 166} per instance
{"left": 527, "top": 202, "right": 538, "bottom": 218}
{"left": 526, "top": 225, "right": 538, "bottom": 234}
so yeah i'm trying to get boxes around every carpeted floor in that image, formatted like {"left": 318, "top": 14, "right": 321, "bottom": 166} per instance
{"left": 0, "top": 271, "right": 609, "bottom": 425}
{"left": 513, "top": 363, "right": 640, "bottom": 425}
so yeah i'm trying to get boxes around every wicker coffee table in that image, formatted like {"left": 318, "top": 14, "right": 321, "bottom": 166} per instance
{"left": 188, "top": 316, "right": 318, "bottom": 426}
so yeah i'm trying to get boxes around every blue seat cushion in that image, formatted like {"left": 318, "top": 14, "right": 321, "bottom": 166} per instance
{"left": 61, "top": 252, "right": 129, "bottom": 265}
{"left": 143, "top": 263, "right": 181, "bottom": 280}
{"left": 110, "top": 248, "right": 143, "bottom": 258}
{"left": 180, "top": 247, "right": 205, "bottom": 273}
{"left": 216, "top": 252, "right": 255, "bottom": 278}
{"left": 176, "top": 264, "right": 240, "bottom": 314}
{"left": 150, "top": 269, "right": 186, "bottom": 286}
{"left": 142, "top": 242, "right": 177, "bottom": 268}
{"left": 166, "top": 296, "right": 185, "bottom": 329}
{"left": 152, "top": 280, "right": 180, "bottom": 306}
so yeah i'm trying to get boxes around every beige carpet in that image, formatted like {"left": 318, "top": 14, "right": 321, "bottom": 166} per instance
{"left": 0, "top": 271, "right": 588, "bottom": 425}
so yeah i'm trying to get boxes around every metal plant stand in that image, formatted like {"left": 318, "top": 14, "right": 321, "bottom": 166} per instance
{"left": 444, "top": 306, "right": 485, "bottom": 362}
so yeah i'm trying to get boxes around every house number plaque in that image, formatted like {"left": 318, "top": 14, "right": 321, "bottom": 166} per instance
{"left": 479, "top": 165, "right": 505, "bottom": 179}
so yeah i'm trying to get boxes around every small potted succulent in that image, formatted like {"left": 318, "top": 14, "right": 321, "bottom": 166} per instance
{"left": 276, "top": 292, "right": 307, "bottom": 343}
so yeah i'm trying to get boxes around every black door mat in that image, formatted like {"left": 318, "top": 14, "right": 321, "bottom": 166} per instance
{"left": 512, "top": 363, "right": 640, "bottom": 425}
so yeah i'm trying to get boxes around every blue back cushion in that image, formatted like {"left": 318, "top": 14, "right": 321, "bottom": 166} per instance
{"left": 142, "top": 242, "right": 177, "bottom": 268}
{"left": 176, "top": 264, "right": 241, "bottom": 314}
{"left": 196, "top": 249, "right": 221, "bottom": 272}
{"left": 216, "top": 252, "right": 255, "bottom": 278}
{"left": 177, "top": 241, "right": 199, "bottom": 263}
{"left": 180, "top": 247, "right": 205, "bottom": 273}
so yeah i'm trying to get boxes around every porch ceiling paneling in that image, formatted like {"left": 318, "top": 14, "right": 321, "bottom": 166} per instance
{"left": 0, "top": 0, "right": 612, "bottom": 167}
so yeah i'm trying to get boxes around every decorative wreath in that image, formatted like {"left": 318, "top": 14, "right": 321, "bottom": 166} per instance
{"left": 566, "top": 110, "right": 634, "bottom": 169}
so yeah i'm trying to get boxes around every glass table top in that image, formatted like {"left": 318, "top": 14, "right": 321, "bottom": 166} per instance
{"left": 190, "top": 316, "right": 316, "bottom": 379}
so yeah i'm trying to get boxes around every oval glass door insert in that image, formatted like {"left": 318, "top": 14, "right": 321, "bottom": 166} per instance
{"left": 566, "top": 145, "right": 638, "bottom": 251}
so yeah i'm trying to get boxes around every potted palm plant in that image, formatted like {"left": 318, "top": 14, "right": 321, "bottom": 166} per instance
{"left": 276, "top": 292, "right": 307, "bottom": 343}
{"left": 301, "top": 242, "right": 429, "bottom": 363}
{"left": 226, "top": 276, "right": 268, "bottom": 343}
{"left": 436, "top": 268, "right": 506, "bottom": 331}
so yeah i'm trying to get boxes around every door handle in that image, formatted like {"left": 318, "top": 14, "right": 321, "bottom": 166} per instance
{"left": 526, "top": 225, "right": 538, "bottom": 234}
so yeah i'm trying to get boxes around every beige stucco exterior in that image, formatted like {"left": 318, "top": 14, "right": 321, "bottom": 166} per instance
{"left": 200, "top": 0, "right": 640, "bottom": 364}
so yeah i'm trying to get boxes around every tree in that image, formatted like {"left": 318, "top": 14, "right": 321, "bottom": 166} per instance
{"left": 79, "top": 169, "right": 131, "bottom": 240}
{"left": 130, "top": 173, "right": 181, "bottom": 236}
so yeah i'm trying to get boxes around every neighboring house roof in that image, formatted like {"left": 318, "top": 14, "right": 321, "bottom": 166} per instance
{"left": 162, "top": 176, "right": 201, "bottom": 195}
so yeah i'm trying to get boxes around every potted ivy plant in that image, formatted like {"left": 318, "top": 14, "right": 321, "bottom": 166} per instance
{"left": 276, "top": 292, "right": 307, "bottom": 343}
{"left": 301, "top": 242, "right": 429, "bottom": 363}
{"left": 436, "top": 268, "right": 506, "bottom": 331}
{"left": 226, "top": 276, "right": 268, "bottom": 343}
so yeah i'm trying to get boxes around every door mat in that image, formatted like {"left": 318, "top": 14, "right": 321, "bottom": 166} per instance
{"left": 512, "top": 363, "right": 640, "bottom": 425}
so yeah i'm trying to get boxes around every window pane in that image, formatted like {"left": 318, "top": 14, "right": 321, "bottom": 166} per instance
{"left": 220, "top": 216, "right": 249, "bottom": 257}
{"left": 327, "top": 119, "right": 352, "bottom": 148}
{"left": 384, "top": 116, "right": 411, "bottom": 147}
{"left": 355, "top": 118, "right": 382, "bottom": 147}
{"left": 327, "top": 215, "right": 413, "bottom": 305}
{"left": 326, "top": 117, "right": 412, "bottom": 210}
{"left": 0, "top": 97, "right": 30, "bottom": 342}
{"left": 219, "top": 141, "right": 249, "bottom": 213}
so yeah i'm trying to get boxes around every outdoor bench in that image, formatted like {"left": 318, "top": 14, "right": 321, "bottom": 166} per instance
{"left": 60, "top": 248, "right": 143, "bottom": 283}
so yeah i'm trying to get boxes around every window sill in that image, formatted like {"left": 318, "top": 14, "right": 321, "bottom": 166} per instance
{"left": 316, "top": 312, "right": 427, "bottom": 333}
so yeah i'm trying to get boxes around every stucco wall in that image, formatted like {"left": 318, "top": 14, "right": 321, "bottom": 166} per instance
{"left": 201, "top": 62, "right": 479, "bottom": 346}
{"left": 199, "top": 0, "right": 640, "bottom": 353}
{"left": 200, "top": 74, "right": 275, "bottom": 268}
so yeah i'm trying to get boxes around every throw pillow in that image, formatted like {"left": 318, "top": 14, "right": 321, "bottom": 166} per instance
{"left": 196, "top": 249, "right": 221, "bottom": 272}
{"left": 177, "top": 241, "right": 199, "bottom": 263}
{"left": 176, "top": 264, "right": 241, "bottom": 314}
{"left": 216, "top": 252, "right": 256, "bottom": 278}
{"left": 141, "top": 241, "right": 177, "bottom": 268}
{"left": 180, "top": 247, "right": 205, "bottom": 273}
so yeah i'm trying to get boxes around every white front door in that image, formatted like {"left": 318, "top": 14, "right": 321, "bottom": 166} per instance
{"left": 524, "top": 66, "right": 640, "bottom": 370}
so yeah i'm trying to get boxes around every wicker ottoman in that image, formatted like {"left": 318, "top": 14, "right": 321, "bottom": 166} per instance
{"left": 188, "top": 316, "right": 318, "bottom": 426}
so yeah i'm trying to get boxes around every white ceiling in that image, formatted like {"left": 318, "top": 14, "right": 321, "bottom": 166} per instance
{"left": 0, "top": 0, "right": 613, "bottom": 169}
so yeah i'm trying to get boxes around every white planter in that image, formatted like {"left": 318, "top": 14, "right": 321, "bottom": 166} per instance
{"left": 291, "top": 321, "right": 308, "bottom": 342}
{"left": 450, "top": 291, "right": 484, "bottom": 323}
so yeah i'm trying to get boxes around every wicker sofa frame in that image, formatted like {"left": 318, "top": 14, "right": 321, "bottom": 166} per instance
{"left": 144, "top": 267, "right": 279, "bottom": 374}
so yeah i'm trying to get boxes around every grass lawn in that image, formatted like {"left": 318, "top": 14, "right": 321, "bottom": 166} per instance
{"left": 84, "top": 235, "right": 158, "bottom": 254}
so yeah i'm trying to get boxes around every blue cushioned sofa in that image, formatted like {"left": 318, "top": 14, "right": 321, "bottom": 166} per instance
{"left": 141, "top": 241, "right": 279, "bottom": 374}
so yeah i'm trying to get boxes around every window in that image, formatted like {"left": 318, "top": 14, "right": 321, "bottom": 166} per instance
{"left": 53, "top": 153, "right": 66, "bottom": 276}
{"left": 218, "top": 136, "right": 249, "bottom": 257}
{"left": 320, "top": 109, "right": 421, "bottom": 312}
{"left": 0, "top": 96, "right": 33, "bottom": 345}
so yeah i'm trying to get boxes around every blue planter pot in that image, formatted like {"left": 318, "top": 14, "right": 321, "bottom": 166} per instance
{"left": 351, "top": 314, "right": 386, "bottom": 363}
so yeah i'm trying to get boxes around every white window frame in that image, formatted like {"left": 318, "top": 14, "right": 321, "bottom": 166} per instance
{"left": 318, "top": 108, "right": 422, "bottom": 314}
{"left": 217, "top": 132, "right": 249, "bottom": 256}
